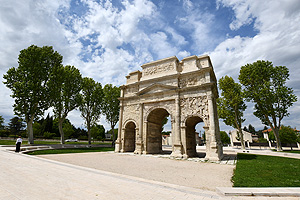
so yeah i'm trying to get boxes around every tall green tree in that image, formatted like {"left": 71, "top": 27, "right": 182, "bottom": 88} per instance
{"left": 8, "top": 117, "right": 25, "bottom": 137}
{"left": 217, "top": 76, "right": 247, "bottom": 149}
{"left": 3, "top": 45, "right": 63, "bottom": 144}
{"left": 49, "top": 65, "right": 82, "bottom": 144}
{"left": 239, "top": 60, "right": 297, "bottom": 151}
{"left": 101, "top": 84, "right": 120, "bottom": 146}
{"left": 0, "top": 115, "right": 4, "bottom": 130}
{"left": 79, "top": 77, "right": 103, "bottom": 145}
{"left": 220, "top": 131, "right": 230, "bottom": 145}
{"left": 91, "top": 124, "right": 105, "bottom": 141}
{"left": 279, "top": 125, "right": 297, "bottom": 150}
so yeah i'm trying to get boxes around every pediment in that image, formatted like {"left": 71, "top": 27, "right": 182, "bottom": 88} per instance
{"left": 137, "top": 83, "right": 178, "bottom": 95}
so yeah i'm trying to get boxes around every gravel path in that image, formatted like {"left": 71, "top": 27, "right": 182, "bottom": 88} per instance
{"left": 38, "top": 152, "right": 235, "bottom": 191}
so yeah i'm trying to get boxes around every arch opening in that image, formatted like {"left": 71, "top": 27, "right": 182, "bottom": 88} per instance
{"left": 185, "top": 116, "right": 204, "bottom": 157}
{"left": 146, "top": 108, "right": 170, "bottom": 154}
{"left": 123, "top": 121, "right": 136, "bottom": 152}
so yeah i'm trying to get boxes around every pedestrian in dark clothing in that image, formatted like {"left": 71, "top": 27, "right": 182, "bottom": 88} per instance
{"left": 15, "top": 136, "right": 22, "bottom": 152}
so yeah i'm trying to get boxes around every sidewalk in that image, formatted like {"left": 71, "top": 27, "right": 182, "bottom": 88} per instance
{"left": 1, "top": 145, "right": 300, "bottom": 199}
{"left": 0, "top": 147, "right": 229, "bottom": 200}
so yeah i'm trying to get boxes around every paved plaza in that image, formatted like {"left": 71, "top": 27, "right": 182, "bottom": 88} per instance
{"left": 0, "top": 146, "right": 300, "bottom": 200}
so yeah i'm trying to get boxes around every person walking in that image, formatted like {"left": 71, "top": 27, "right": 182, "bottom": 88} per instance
{"left": 15, "top": 136, "right": 22, "bottom": 152}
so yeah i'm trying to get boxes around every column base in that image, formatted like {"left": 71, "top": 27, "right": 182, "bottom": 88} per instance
{"left": 170, "top": 143, "right": 183, "bottom": 158}
{"left": 205, "top": 142, "right": 223, "bottom": 161}
{"left": 134, "top": 141, "right": 143, "bottom": 155}
{"left": 114, "top": 141, "right": 121, "bottom": 153}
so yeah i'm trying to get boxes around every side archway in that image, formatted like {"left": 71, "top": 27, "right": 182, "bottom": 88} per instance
{"left": 183, "top": 115, "right": 204, "bottom": 157}
{"left": 123, "top": 121, "right": 137, "bottom": 152}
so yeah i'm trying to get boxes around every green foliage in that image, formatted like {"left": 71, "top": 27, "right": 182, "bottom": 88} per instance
{"left": 101, "top": 84, "right": 120, "bottom": 142}
{"left": 258, "top": 138, "right": 268, "bottom": 143}
{"left": 280, "top": 125, "right": 297, "bottom": 145}
{"left": 49, "top": 65, "right": 82, "bottom": 143}
{"left": 217, "top": 76, "right": 246, "bottom": 128}
{"left": 62, "top": 121, "right": 76, "bottom": 139}
{"left": 248, "top": 124, "right": 256, "bottom": 134}
{"left": 0, "top": 130, "right": 10, "bottom": 137}
{"left": 26, "top": 147, "right": 114, "bottom": 155}
{"left": 269, "top": 126, "right": 298, "bottom": 146}
{"left": 0, "top": 115, "right": 4, "bottom": 130}
{"left": 32, "top": 122, "right": 43, "bottom": 137}
{"left": 268, "top": 131, "right": 276, "bottom": 142}
{"left": 43, "top": 132, "right": 56, "bottom": 139}
{"left": 239, "top": 60, "right": 297, "bottom": 151}
{"left": 217, "top": 76, "right": 246, "bottom": 149}
{"left": 79, "top": 77, "right": 103, "bottom": 144}
{"left": 220, "top": 131, "right": 230, "bottom": 145}
{"left": 91, "top": 124, "right": 105, "bottom": 140}
{"left": 8, "top": 117, "right": 25, "bottom": 137}
{"left": 232, "top": 153, "right": 300, "bottom": 187}
{"left": 3, "top": 45, "right": 63, "bottom": 144}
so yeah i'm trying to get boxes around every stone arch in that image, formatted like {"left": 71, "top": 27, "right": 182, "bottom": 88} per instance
{"left": 122, "top": 119, "right": 137, "bottom": 152}
{"left": 144, "top": 105, "right": 174, "bottom": 122}
{"left": 115, "top": 55, "right": 223, "bottom": 161}
{"left": 145, "top": 107, "right": 171, "bottom": 154}
{"left": 182, "top": 115, "right": 205, "bottom": 157}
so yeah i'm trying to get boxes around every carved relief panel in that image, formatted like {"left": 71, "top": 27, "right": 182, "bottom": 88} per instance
{"left": 180, "top": 96, "right": 209, "bottom": 124}
{"left": 143, "top": 63, "right": 175, "bottom": 76}
{"left": 179, "top": 74, "right": 205, "bottom": 88}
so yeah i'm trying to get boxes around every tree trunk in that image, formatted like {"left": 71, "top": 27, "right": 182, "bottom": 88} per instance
{"left": 87, "top": 120, "right": 91, "bottom": 145}
{"left": 271, "top": 127, "right": 283, "bottom": 151}
{"left": 111, "top": 125, "right": 115, "bottom": 147}
{"left": 27, "top": 116, "right": 34, "bottom": 144}
{"left": 59, "top": 118, "right": 65, "bottom": 144}
{"left": 238, "top": 127, "right": 246, "bottom": 150}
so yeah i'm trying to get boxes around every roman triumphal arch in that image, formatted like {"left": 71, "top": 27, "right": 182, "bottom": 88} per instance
{"left": 115, "top": 55, "right": 223, "bottom": 161}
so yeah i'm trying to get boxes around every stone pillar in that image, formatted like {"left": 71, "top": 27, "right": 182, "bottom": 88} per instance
{"left": 135, "top": 103, "right": 143, "bottom": 154}
{"left": 142, "top": 121, "right": 148, "bottom": 154}
{"left": 205, "top": 92, "right": 223, "bottom": 161}
{"left": 171, "top": 98, "right": 183, "bottom": 158}
{"left": 115, "top": 88, "right": 124, "bottom": 153}
{"left": 120, "top": 128, "right": 126, "bottom": 153}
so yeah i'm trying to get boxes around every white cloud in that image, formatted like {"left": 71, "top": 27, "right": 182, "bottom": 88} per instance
{"left": 211, "top": 0, "right": 300, "bottom": 130}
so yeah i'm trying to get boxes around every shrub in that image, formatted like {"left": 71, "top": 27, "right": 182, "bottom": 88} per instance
{"left": 0, "top": 130, "right": 10, "bottom": 137}
{"left": 43, "top": 132, "right": 56, "bottom": 139}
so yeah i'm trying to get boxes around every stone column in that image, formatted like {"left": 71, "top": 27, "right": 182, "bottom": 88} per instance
{"left": 120, "top": 128, "right": 126, "bottom": 153}
{"left": 135, "top": 103, "right": 143, "bottom": 154}
{"left": 205, "top": 92, "right": 223, "bottom": 161}
{"left": 171, "top": 98, "right": 183, "bottom": 158}
{"left": 142, "top": 121, "right": 148, "bottom": 154}
{"left": 115, "top": 88, "right": 124, "bottom": 153}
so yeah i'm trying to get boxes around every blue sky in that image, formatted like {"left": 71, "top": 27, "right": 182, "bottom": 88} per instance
{"left": 0, "top": 0, "right": 300, "bottom": 133}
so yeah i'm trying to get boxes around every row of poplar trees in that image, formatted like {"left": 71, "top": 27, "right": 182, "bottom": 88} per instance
{"left": 217, "top": 60, "right": 297, "bottom": 151}
{"left": 3, "top": 45, "right": 120, "bottom": 145}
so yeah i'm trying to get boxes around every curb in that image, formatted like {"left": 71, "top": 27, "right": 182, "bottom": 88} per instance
{"left": 216, "top": 187, "right": 300, "bottom": 197}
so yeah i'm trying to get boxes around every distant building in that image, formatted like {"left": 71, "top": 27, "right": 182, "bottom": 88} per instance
{"left": 229, "top": 129, "right": 252, "bottom": 147}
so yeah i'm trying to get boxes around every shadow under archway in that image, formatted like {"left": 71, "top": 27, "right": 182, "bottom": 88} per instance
{"left": 146, "top": 108, "right": 170, "bottom": 154}
{"left": 123, "top": 121, "right": 136, "bottom": 152}
{"left": 185, "top": 116, "right": 204, "bottom": 157}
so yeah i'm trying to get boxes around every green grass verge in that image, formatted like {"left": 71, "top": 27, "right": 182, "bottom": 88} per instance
{"left": 232, "top": 153, "right": 300, "bottom": 187}
{"left": 26, "top": 147, "right": 114, "bottom": 155}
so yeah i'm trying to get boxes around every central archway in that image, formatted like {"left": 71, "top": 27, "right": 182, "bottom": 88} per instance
{"left": 146, "top": 108, "right": 170, "bottom": 154}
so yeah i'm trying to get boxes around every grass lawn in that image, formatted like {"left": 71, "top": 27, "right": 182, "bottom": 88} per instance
{"left": 232, "top": 153, "right": 300, "bottom": 187}
{"left": 26, "top": 147, "right": 114, "bottom": 155}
